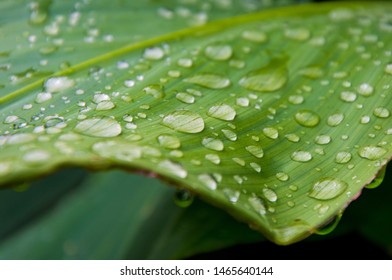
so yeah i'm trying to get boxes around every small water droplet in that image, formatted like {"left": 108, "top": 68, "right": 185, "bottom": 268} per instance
{"left": 294, "top": 110, "right": 320, "bottom": 127}
{"left": 285, "top": 134, "right": 300, "bottom": 142}
{"left": 162, "top": 110, "right": 204, "bottom": 133}
{"left": 248, "top": 196, "right": 266, "bottom": 215}
{"left": 245, "top": 145, "right": 264, "bottom": 158}
{"left": 207, "top": 104, "right": 236, "bottom": 121}
{"left": 44, "top": 76, "right": 75, "bottom": 93}
{"left": 285, "top": 28, "right": 310, "bottom": 41}
{"left": 204, "top": 44, "right": 233, "bottom": 61}
{"left": 184, "top": 73, "right": 230, "bottom": 89}
{"left": 309, "top": 178, "right": 348, "bottom": 200}
{"left": 263, "top": 127, "right": 279, "bottom": 139}
{"left": 232, "top": 157, "right": 245, "bottom": 166}
{"left": 173, "top": 189, "right": 194, "bottom": 208}
{"left": 327, "top": 113, "right": 344, "bottom": 127}
{"left": 221, "top": 129, "right": 237, "bottom": 141}
{"left": 143, "top": 84, "right": 164, "bottom": 99}
{"left": 198, "top": 174, "right": 217, "bottom": 190}
{"left": 177, "top": 58, "right": 193, "bottom": 68}
{"left": 329, "top": 8, "right": 354, "bottom": 21}
{"left": 373, "top": 107, "right": 390, "bottom": 118}
{"left": 288, "top": 95, "right": 304, "bottom": 105}
{"left": 23, "top": 149, "right": 51, "bottom": 164}
{"left": 205, "top": 154, "right": 221, "bottom": 164}
{"left": 176, "top": 92, "right": 195, "bottom": 104}
{"left": 315, "top": 135, "right": 331, "bottom": 145}
{"left": 289, "top": 185, "right": 298, "bottom": 192}
{"left": 384, "top": 63, "right": 392, "bottom": 75}
{"left": 276, "top": 172, "right": 289, "bottom": 181}
{"left": 335, "top": 151, "right": 352, "bottom": 163}
{"left": 92, "top": 141, "right": 142, "bottom": 161}
{"left": 360, "top": 115, "right": 371, "bottom": 124}
{"left": 75, "top": 117, "right": 121, "bottom": 137}
{"left": 96, "top": 101, "right": 115, "bottom": 111}
{"left": 202, "top": 137, "right": 224, "bottom": 151}
{"left": 250, "top": 162, "right": 261, "bottom": 173}
{"left": 35, "top": 92, "right": 52, "bottom": 103}
{"left": 263, "top": 188, "right": 277, "bottom": 202}
{"left": 298, "top": 66, "right": 324, "bottom": 79}
{"left": 143, "top": 46, "right": 164, "bottom": 60}
{"left": 291, "top": 151, "right": 312, "bottom": 162}
{"left": 241, "top": 30, "right": 267, "bottom": 43}
{"left": 340, "top": 91, "right": 357, "bottom": 102}
{"left": 157, "top": 134, "right": 181, "bottom": 149}
{"left": 239, "top": 58, "right": 288, "bottom": 92}
{"left": 358, "top": 146, "right": 387, "bottom": 160}
{"left": 158, "top": 160, "right": 187, "bottom": 178}
{"left": 236, "top": 97, "right": 249, "bottom": 107}
{"left": 287, "top": 201, "right": 295, "bottom": 208}
{"left": 357, "top": 83, "right": 374, "bottom": 96}
{"left": 223, "top": 188, "right": 240, "bottom": 203}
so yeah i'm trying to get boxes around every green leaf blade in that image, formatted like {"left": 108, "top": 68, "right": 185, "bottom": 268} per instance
{"left": 1, "top": 1, "right": 391, "bottom": 245}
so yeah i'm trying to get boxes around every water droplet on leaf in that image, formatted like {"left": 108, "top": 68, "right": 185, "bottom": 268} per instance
{"left": 75, "top": 117, "right": 121, "bottom": 137}
{"left": 162, "top": 110, "right": 204, "bottom": 133}
{"left": 207, "top": 104, "right": 236, "bottom": 121}
{"left": 309, "top": 178, "right": 348, "bottom": 200}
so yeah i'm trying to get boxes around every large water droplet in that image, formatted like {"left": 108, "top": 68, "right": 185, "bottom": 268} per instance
{"left": 143, "top": 46, "right": 164, "bottom": 60}
{"left": 357, "top": 83, "right": 374, "bottom": 97}
{"left": 198, "top": 174, "right": 217, "bottom": 190}
{"left": 207, "top": 104, "right": 236, "bottom": 121}
{"left": 340, "top": 91, "right": 357, "bottom": 103}
{"left": 221, "top": 129, "right": 237, "bottom": 141}
{"left": 204, "top": 44, "right": 233, "bottom": 61}
{"left": 291, "top": 151, "right": 312, "bottom": 162}
{"left": 358, "top": 146, "right": 387, "bottom": 160}
{"left": 239, "top": 58, "right": 288, "bottom": 92}
{"left": 96, "top": 101, "right": 115, "bottom": 111}
{"left": 202, "top": 137, "right": 224, "bottom": 151}
{"left": 162, "top": 110, "right": 204, "bottom": 133}
{"left": 335, "top": 151, "right": 352, "bottom": 163}
{"left": 263, "top": 188, "right": 278, "bottom": 202}
{"left": 158, "top": 160, "right": 187, "bottom": 178}
{"left": 44, "top": 76, "right": 75, "bottom": 93}
{"left": 263, "top": 127, "right": 279, "bottom": 139}
{"left": 294, "top": 110, "right": 320, "bottom": 127}
{"left": 327, "top": 113, "right": 344, "bottom": 127}
{"left": 309, "top": 178, "right": 348, "bottom": 200}
{"left": 373, "top": 107, "right": 390, "bottom": 118}
{"left": 245, "top": 145, "right": 264, "bottom": 158}
{"left": 315, "top": 135, "right": 331, "bottom": 145}
{"left": 184, "top": 73, "right": 230, "bottom": 89}
{"left": 158, "top": 134, "right": 181, "bottom": 149}
{"left": 75, "top": 117, "right": 121, "bottom": 137}
{"left": 176, "top": 92, "right": 195, "bottom": 104}
{"left": 173, "top": 189, "right": 194, "bottom": 208}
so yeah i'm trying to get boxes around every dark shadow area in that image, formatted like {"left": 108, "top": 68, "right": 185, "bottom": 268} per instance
{"left": 190, "top": 232, "right": 391, "bottom": 260}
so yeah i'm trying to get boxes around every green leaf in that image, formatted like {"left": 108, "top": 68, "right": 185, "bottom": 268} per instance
{"left": 0, "top": 1, "right": 391, "bottom": 245}
{"left": 0, "top": 170, "right": 262, "bottom": 259}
